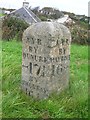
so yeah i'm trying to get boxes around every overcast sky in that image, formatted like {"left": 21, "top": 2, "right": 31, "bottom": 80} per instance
{"left": 0, "top": 0, "right": 89, "bottom": 16}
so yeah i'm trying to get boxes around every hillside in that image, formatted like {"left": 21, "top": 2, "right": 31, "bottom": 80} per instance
{"left": 33, "top": 7, "right": 88, "bottom": 45}
{"left": 1, "top": 7, "right": 89, "bottom": 45}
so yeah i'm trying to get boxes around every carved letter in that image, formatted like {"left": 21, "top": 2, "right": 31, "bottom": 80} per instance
{"left": 29, "top": 46, "right": 33, "bottom": 52}
{"left": 34, "top": 46, "right": 38, "bottom": 53}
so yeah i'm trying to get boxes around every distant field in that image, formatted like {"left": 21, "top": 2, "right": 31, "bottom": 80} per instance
{"left": 2, "top": 40, "right": 88, "bottom": 118}
{"left": 0, "top": 14, "right": 4, "bottom": 17}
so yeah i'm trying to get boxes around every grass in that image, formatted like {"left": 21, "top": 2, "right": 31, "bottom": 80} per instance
{"left": 1, "top": 40, "right": 88, "bottom": 118}
{"left": 0, "top": 14, "right": 4, "bottom": 17}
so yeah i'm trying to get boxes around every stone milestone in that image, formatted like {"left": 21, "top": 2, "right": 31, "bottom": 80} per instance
{"left": 21, "top": 22, "right": 71, "bottom": 99}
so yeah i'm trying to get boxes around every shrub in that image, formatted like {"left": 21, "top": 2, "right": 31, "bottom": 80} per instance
{"left": 2, "top": 16, "right": 29, "bottom": 41}
{"left": 38, "top": 15, "right": 48, "bottom": 21}
{"left": 66, "top": 24, "right": 88, "bottom": 45}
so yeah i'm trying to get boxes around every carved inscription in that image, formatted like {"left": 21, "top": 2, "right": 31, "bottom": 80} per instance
{"left": 22, "top": 38, "right": 70, "bottom": 80}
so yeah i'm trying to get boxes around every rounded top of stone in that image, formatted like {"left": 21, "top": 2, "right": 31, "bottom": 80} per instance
{"left": 23, "top": 22, "right": 71, "bottom": 43}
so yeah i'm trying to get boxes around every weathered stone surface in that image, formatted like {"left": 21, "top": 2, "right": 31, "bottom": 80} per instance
{"left": 21, "top": 22, "right": 71, "bottom": 99}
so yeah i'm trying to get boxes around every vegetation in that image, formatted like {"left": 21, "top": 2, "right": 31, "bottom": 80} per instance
{"left": 1, "top": 7, "right": 88, "bottom": 45}
{"left": 2, "top": 17, "right": 29, "bottom": 41}
{"left": 68, "top": 24, "right": 88, "bottom": 45}
{"left": 0, "top": 14, "right": 4, "bottom": 17}
{"left": 65, "top": 20, "right": 88, "bottom": 45}
{"left": 2, "top": 40, "right": 88, "bottom": 118}
{"left": 33, "top": 7, "right": 88, "bottom": 45}
{"left": 36, "top": 7, "right": 64, "bottom": 20}
{"left": 62, "top": 11, "right": 88, "bottom": 24}
{"left": 38, "top": 15, "right": 47, "bottom": 21}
